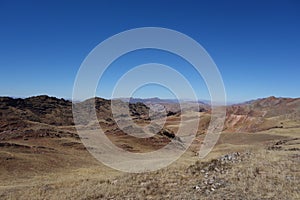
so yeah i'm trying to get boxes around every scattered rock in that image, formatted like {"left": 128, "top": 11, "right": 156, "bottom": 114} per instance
{"left": 187, "top": 152, "right": 251, "bottom": 195}
{"left": 193, "top": 185, "right": 200, "bottom": 190}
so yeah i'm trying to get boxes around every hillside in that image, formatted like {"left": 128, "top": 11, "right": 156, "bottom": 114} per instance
{"left": 224, "top": 96, "right": 300, "bottom": 132}
{"left": 0, "top": 95, "right": 299, "bottom": 199}
{"left": 0, "top": 96, "right": 152, "bottom": 140}
{"left": 0, "top": 95, "right": 183, "bottom": 156}
{"left": 1, "top": 95, "right": 300, "bottom": 139}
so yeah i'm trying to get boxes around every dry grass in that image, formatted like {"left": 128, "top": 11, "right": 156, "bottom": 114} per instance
{"left": 209, "top": 150, "right": 300, "bottom": 200}
{"left": 1, "top": 137, "right": 299, "bottom": 200}
{"left": 0, "top": 106, "right": 299, "bottom": 199}
{"left": 1, "top": 95, "right": 300, "bottom": 199}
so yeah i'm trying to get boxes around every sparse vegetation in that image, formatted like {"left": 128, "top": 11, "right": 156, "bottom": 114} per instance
{"left": 0, "top": 95, "right": 299, "bottom": 199}
{"left": 1, "top": 144, "right": 298, "bottom": 200}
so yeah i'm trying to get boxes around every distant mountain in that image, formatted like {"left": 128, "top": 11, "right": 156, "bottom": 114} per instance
{"left": 1, "top": 95, "right": 299, "bottom": 140}
{"left": 224, "top": 96, "right": 300, "bottom": 132}
{"left": 117, "top": 97, "right": 179, "bottom": 104}
{"left": 116, "top": 97, "right": 210, "bottom": 113}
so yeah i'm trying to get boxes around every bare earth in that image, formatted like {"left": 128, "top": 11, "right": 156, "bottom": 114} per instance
{"left": 0, "top": 96, "right": 299, "bottom": 199}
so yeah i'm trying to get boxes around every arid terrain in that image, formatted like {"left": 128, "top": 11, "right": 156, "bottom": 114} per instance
{"left": 0, "top": 95, "right": 299, "bottom": 199}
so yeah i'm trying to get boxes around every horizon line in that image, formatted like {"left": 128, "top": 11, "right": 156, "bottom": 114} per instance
{"left": 1, "top": 94, "right": 299, "bottom": 105}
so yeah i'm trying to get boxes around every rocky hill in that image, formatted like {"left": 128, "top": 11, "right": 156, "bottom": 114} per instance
{"left": 0, "top": 95, "right": 151, "bottom": 140}
{"left": 1, "top": 95, "right": 300, "bottom": 140}
{"left": 224, "top": 96, "right": 300, "bottom": 132}
{"left": 0, "top": 95, "right": 299, "bottom": 200}
{"left": 0, "top": 95, "right": 73, "bottom": 126}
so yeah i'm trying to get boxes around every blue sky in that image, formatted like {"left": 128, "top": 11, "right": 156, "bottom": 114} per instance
{"left": 0, "top": 0, "right": 299, "bottom": 102}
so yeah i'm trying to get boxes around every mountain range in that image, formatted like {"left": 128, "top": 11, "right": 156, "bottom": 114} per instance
{"left": 1, "top": 95, "right": 299, "bottom": 141}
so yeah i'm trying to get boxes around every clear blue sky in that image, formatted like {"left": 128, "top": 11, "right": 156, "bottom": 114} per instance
{"left": 0, "top": 0, "right": 299, "bottom": 102}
